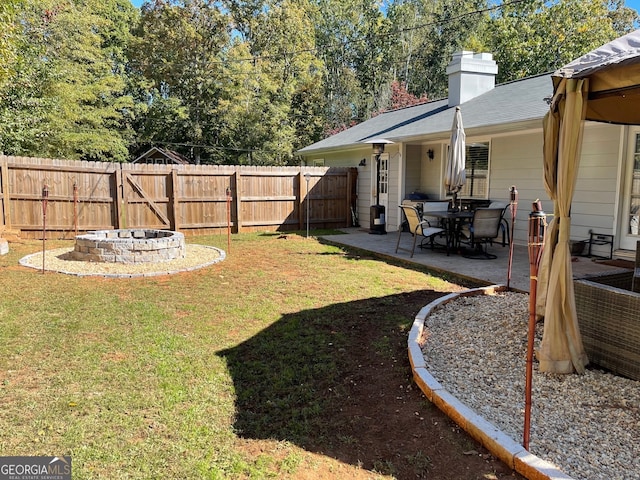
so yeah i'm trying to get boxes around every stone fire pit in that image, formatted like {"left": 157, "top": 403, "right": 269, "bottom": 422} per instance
{"left": 70, "top": 229, "right": 186, "bottom": 264}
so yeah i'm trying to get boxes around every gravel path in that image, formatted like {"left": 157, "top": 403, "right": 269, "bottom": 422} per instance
{"left": 421, "top": 291, "right": 640, "bottom": 480}
{"left": 19, "top": 244, "right": 224, "bottom": 277}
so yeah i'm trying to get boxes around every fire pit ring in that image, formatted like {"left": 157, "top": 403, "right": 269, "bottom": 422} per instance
{"left": 70, "top": 229, "right": 186, "bottom": 264}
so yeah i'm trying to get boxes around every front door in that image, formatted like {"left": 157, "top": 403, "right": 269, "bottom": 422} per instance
{"left": 620, "top": 128, "right": 640, "bottom": 250}
{"left": 371, "top": 153, "right": 389, "bottom": 209}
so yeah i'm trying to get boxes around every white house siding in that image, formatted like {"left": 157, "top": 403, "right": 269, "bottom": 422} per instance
{"left": 571, "top": 123, "right": 622, "bottom": 254}
{"left": 420, "top": 144, "right": 447, "bottom": 198}
{"left": 405, "top": 145, "right": 423, "bottom": 194}
{"left": 387, "top": 149, "right": 402, "bottom": 231}
{"left": 489, "top": 132, "right": 546, "bottom": 244}
{"left": 489, "top": 123, "right": 622, "bottom": 249}
{"left": 305, "top": 123, "right": 624, "bottom": 253}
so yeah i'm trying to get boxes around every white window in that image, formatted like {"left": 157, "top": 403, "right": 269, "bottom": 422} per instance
{"left": 459, "top": 142, "right": 489, "bottom": 198}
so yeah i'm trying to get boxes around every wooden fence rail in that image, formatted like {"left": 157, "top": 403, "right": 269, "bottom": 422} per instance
{"left": 0, "top": 156, "right": 358, "bottom": 239}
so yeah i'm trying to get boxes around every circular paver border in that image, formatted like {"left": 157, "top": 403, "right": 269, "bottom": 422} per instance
{"left": 71, "top": 229, "right": 186, "bottom": 264}
{"left": 408, "top": 285, "right": 574, "bottom": 480}
{"left": 19, "top": 244, "right": 226, "bottom": 278}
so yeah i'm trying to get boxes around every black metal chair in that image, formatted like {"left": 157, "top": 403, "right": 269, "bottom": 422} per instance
{"left": 461, "top": 207, "right": 504, "bottom": 259}
{"left": 395, "top": 205, "right": 445, "bottom": 258}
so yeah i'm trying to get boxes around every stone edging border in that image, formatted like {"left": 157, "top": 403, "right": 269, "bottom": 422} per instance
{"left": 408, "top": 285, "right": 574, "bottom": 480}
{"left": 18, "top": 245, "right": 226, "bottom": 278}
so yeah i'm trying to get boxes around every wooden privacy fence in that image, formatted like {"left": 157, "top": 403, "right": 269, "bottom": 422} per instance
{"left": 0, "top": 156, "right": 358, "bottom": 239}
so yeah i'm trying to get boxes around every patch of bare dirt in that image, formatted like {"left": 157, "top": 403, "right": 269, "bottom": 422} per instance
{"left": 228, "top": 289, "right": 523, "bottom": 479}
{"left": 302, "top": 291, "right": 522, "bottom": 479}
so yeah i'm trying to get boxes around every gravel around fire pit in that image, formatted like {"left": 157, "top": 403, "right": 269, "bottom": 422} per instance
{"left": 19, "top": 244, "right": 224, "bottom": 277}
{"left": 422, "top": 291, "right": 640, "bottom": 480}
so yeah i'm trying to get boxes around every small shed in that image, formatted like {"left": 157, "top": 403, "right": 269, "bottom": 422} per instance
{"left": 133, "top": 147, "right": 191, "bottom": 165}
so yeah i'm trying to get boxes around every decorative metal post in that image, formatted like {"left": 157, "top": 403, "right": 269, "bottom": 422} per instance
{"left": 73, "top": 180, "right": 79, "bottom": 237}
{"left": 226, "top": 186, "right": 231, "bottom": 252}
{"left": 42, "top": 183, "right": 49, "bottom": 274}
{"left": 507, "top": 185, "right": 518, "bottom": 290}
{"left": 524, "top": 199, "right": 546, "bottom": 449}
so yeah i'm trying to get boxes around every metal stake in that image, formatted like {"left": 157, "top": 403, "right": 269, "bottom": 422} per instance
{"left": 42, "top": 183, "right": 49, "bottom": 274}
{"left": 226, "top": 186, "right": 231, "bottom": 252}
{"left": 507, "top": 185, "right": 518, "bottom": 290}
{"left": 73, "top": 180, "right": 78, "bottom": 237}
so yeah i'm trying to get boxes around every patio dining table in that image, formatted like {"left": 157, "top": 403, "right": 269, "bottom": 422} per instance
{"left": 425, "top": 210, "right": 474, "bottom": 255}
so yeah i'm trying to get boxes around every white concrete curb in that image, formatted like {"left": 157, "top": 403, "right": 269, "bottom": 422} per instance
{"left": 408, "top": 285, "right": 574, "bottom": 480}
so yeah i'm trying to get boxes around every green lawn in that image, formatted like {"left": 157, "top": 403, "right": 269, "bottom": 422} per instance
{"left": 0, "top": 233, "right": 464, "bottom": 479}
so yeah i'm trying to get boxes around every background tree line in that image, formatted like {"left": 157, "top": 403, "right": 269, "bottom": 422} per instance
{"left": 0, "top": 0, "right": 636, "bottom": 164}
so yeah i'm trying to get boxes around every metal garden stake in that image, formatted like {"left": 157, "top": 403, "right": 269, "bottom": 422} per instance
{"left": 42, "top": 183, "right": 49, "bottom": 274}
{"left": 507, "top": 185, "right": 518, "bottom": 289}
{"left": 226, "top": 186, "right": 231, "bottom": 252}
{"left": 73, "top": 180, "right": 78, "bottom": 237}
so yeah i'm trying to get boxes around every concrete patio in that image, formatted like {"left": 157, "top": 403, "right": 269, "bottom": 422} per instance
{"left": 319, "top": 228, "right": 629, "bottom": 292}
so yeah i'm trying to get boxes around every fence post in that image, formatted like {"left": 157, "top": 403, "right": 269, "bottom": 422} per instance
{"left": 232, "top": 171, "right": 241, "bottom": 233}
{"left": 298, "top": 171, "right": 305, "bottom": 230}
{"left": 1, "top": 158, "right": 11, "bottom": 231}
{"left": 171, "top": 168, "right": 180, "bottom": 231}
{"left": 115, "top": 165, "right": 125, "bottom": 229}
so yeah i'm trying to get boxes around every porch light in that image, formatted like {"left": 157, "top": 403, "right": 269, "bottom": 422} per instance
{"left": 427, "top": 149, "right": 435, "bottom": 161}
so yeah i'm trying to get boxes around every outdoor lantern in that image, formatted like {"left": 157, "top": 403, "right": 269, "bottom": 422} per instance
{"left": 362, "top": 138, "right": 393, "bottom": 235}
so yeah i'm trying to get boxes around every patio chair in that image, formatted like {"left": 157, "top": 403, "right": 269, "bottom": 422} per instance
{"left": 489, "top": 201, "right": 511, "bottom": 247}
{"left": 460, "top": 207, "right": 504, "bottom": 259}
{"left": 395, "top": 205, "right": 445, "bottom": 258}
{"left": 421, "top": 201, "right": 451, "bottom": 231}
{"left": 400, "top": 199, "right": 423, "bottom": 231}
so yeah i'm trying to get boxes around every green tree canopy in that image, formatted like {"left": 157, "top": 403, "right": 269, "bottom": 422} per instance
{"left": 0, "top": 0, "right": 137, "bottom": 161}
{"left": 1, "top": 0, "right": 638, "bottom": 163}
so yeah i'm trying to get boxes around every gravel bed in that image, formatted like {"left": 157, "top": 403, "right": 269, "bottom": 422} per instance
{"left": 422, "top": 291, "right": 640, "bottom": 480}
{"left": 19, "top": 244, "right": 224, "bottom": 277}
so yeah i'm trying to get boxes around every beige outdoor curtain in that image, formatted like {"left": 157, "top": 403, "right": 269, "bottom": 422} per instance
{"left": 535, "top": 29, "right": 640, "bottom": 374}
{"left": 536, "top": 78, "right": 589, "bottom": 374}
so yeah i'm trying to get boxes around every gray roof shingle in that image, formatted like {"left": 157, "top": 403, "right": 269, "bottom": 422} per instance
{"left": 298, "top": 73, "right": 552, "bottom": 153}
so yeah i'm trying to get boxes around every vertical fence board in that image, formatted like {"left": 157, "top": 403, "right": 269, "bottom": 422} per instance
{"left": 1, "top": 159, "right": 10, "bottom": 230}
{"left": 171, "top": 169, "right": 179, "bottom": 231}
{"left": 233, "top": 172, "right": 241, "bottom": 232}
{"left": 0, "top": 155, "right": 356, "bottom": 238}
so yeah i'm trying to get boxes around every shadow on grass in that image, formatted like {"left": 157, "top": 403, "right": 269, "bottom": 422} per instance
{"left": 218, "top": 291, "right": 517, "bottom": 479}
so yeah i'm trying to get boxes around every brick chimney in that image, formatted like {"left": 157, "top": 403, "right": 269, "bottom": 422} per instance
{"left": 446, "top": 51, "right": 498, "bottom": 107}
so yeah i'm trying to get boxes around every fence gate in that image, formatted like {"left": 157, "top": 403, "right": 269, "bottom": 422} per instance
{"left": 120, "top": 165, "right": 174, "bottom": 230}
